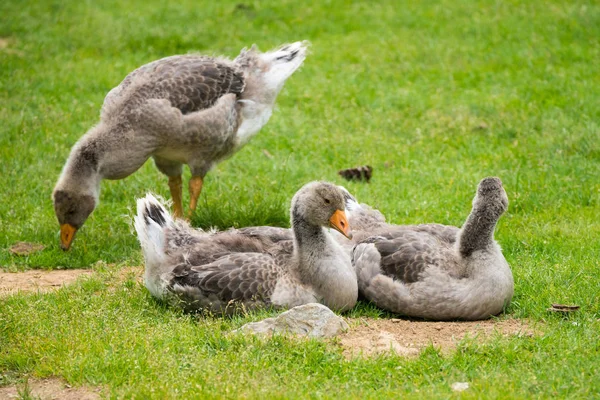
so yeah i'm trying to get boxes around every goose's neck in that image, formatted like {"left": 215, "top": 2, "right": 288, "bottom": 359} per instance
{"left": 458, "top": 207, "right": 498, "bottom": 257}
{"left": 291, "top": 210, "right": 329, "bottom": 268}
{"left": 56, "top": 140, "right": 102, "bottom": 200}
{"left": 290, "top": 207, "right": 357, "bottom": 312}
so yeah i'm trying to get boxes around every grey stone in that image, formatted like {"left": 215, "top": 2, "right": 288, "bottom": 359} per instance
{"left": 235, "top": 303, "right": 349, "bottom": 338}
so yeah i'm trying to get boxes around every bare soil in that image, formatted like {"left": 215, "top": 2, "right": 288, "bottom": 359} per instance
{"left": 0, "top": 37, "right": 11, "bottom": 49}
{"left": 0, "top": 269, "right": 93, "bottom": 297}
{"left": 339, "top": 317, "right": 537, "bottom": 358}
{"left": 0, "top": 377, "right": 101, "bottom": 400}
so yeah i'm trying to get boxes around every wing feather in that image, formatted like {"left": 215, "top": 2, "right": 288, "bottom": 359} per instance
{"left": 102, "top": 55, "right": 245, "bottom": 121}
{"left": 169, "top": 252, "right": 282, "bottom": 303}
{"left": 367, "top": 230, "right": 459, "bottom": 284}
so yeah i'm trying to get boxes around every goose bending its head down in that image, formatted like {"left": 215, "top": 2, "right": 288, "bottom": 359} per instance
{"left": 353, "top": 177, "right": 513, "bottom": 321}
{"left": 134, "top": 181, "right": 358, "bottom": 315}
{"left": 53, "top": 41, "right": 309, "bottom": 250}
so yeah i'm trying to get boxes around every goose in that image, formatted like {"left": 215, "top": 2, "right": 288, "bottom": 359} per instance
{"left": 53, "top": 41, "right": 309, "bottom": 250}
{"left": 133, "top": 181, "right": 358, "bottom": 315}
{"left": 351, "top": 177, "right": 514, "bottom": 320}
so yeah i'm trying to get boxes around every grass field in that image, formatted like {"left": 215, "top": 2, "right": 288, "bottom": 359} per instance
{"left": 1, "top": 0, "right": 600, "bottom": 397}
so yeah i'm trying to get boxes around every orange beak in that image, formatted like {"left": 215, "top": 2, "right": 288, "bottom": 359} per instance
{"left": 329, "top": 209, "right": 352, "bottom": 239}
{"left": 60, "top": 224, "right": 77, "bottom": 251}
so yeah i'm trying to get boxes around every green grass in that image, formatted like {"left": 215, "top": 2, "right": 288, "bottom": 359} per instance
{"left": 1, "top": 0, "right": 599, "bottom": 397}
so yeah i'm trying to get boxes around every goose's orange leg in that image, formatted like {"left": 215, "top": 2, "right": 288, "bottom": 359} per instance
{"left": 168, "top": 175, "right": 184, "bottom": 218}
{"left": 188, "top": 176, "right": 204, "bottom": 218}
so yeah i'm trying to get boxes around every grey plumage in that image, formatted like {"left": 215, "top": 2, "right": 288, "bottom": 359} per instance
{"left": 53, "top": 41, "right": 309, "bottom": 250}
{"left": 351, "top": 177, "right": 514, "bottom": 321}
{"left": 134, "top": 181, "right": 357, "bottom": 315}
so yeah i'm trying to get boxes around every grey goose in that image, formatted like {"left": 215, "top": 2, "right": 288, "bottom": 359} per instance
{"left": 134, "top": 181, "right": 358, "bottom": 315}
{"left": 53, "top": 41, "right": 309, "bottom": 249}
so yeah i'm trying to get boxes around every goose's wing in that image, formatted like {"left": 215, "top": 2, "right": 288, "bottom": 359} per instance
{"left": 168, "top": 252, "right": 283, "bottom": 304}
{"left": 365, "top": 231, "right": 458, "bottom": 284}
{"left": 102, "top": 55, "right": 245, "bottom": 120}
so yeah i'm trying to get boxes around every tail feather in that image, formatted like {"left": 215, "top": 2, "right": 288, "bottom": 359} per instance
{"left": 134, "top": 193, "right": 173, "bottom": 264}
{"left": 260, "top": 41, "right": 309, "bottom": 89}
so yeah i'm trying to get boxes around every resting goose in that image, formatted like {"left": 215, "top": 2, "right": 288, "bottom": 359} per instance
{"left": 352, "top": 177, "right": 513, "bottom": 320}
{"left": 134, "top": 181, "right": 358, "bottom": 314}
{"left": 53, "top": 41, "right": 309, "bottom": 250}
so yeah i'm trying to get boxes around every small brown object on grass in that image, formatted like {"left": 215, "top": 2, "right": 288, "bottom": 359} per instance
{"left": 338, "top": 165, "right": 373, "bottom": 183}
{"left": 547, "top": 303, "right": 580, "bottom": 313}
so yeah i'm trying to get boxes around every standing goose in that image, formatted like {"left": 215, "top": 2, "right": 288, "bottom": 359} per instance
{"left": 134, "top": 181, "right": 358, "bottom": 315}
{"left": 53, "top": 41, "right": 309, "bottom": 250}
{"left": 352, "top": 177, "right": 513, "bottom": 320}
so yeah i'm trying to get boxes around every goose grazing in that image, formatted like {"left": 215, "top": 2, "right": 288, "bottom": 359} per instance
{"left": 134, "top": 181, "right": 358, "bottom": 315}
{"left": 352, "top": 177, "right": 513, "bottom": 320}
{"left": 53, "top": 41, "right": 309, "bottom": 250}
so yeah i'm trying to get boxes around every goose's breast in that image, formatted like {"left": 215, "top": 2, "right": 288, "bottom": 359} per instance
{"left": 234, "top": 106, "right": 273, "bottom": 149}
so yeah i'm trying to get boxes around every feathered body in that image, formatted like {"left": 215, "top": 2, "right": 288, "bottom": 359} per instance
{"left": 134, "top": 182, "right": 357, "bottom": 315}
{"left": 352, "top": 177, "right": 514, "bottom": 320}
{"left": 53, "top": 41, "right": 309, "bottom": 249}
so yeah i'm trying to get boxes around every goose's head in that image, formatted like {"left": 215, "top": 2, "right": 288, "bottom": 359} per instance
{"left": 291, "top": 181, "right": 352, "bottom": 239}
{"left": 52, "top": 189, "right": 96, "bottom": 250}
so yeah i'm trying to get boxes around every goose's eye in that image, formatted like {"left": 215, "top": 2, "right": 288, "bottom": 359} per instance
{"left": 324, "top": 198, "right": 331, "bottom": 204}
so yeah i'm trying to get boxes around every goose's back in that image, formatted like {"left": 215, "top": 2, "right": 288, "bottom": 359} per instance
{"left": 237, "top": 226, "right": 293, "bottom": 244}
{"left": 168, "top": 229, "right": 274, "bottom": 266}
{"left": 381, "top": 223, "right": 459, "bottom": 245}
{"left": 102, "top": 55, "right": 245, "bottom": 123}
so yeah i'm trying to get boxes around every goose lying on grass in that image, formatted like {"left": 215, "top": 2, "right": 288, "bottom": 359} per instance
{"left": 53, "top": 41, "right": 309, "bottom": 250}
{"left": 134, "top": 181, "right": 358, "bottom": 315}
{"left": 350, "top": 177, "right": 514, "bottom": 320}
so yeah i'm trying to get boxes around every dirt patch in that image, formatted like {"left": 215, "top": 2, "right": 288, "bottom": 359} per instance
{"left": 0, "top": 264, "right": 144, "bottom": 297}
{"left": 0, "top": 37, "right": 24, "bottom": 56}
{"left": 339, "top": 317, "right": 536, "bottom": 358}
{"left": 0, "top": 269, "right": 93, "bottom": 297}
{"left": 0, "top": 377, "right": 102, "bottom": 400}
{"left": 9, "top": 241, "right": 45, "bottom": 256}
{"left": 0, "top": 37, "right": 11, "bottom": 49}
